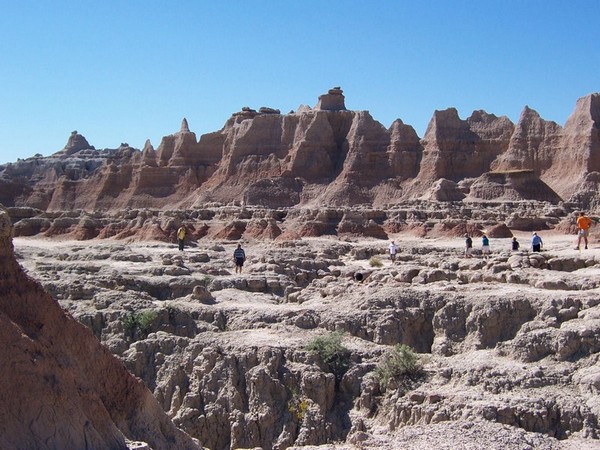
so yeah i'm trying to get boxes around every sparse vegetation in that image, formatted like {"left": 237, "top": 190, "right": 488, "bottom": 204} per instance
{"left": 306, "top": 331, "right": 351, "bottom": 379}
{"left": 369, "top": 256, "right": 383, "bottom": 267}
{"left": 374, "top": 344, "right": 422, "bottom": 390}
{"left": 200, "top": 274, "right": 214, "bottom": 286}
{"left": 122, "top": 310, "right": 158, "bottom": 340}
{"left": 287, "top": 393, "right": 310, "bottom": 421}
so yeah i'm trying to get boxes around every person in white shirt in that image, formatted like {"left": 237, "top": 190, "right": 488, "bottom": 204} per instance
{"left": 388, "top": 241, "right": 398, "bottom": 262}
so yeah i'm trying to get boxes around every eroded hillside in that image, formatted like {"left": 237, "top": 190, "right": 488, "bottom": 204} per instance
{"left": 12, "top": 214, "right": 600, "bottom": 449}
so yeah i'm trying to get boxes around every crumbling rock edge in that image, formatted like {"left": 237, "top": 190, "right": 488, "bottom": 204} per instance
{"left": 0, "top": 208, "right": 200, "bottom": 450}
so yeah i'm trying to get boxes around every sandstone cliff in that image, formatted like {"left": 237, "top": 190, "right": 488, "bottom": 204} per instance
{"left": 0, "top": 209, "right": 200, "bottom": 450}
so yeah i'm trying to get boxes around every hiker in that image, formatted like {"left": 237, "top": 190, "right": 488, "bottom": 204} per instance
{"left": 464, "top": 234, "right": 473, "bottom": 258}
{"left": 233, "top": 243, "right": 246, "bottom": 274}
{"left": 576, "top": 211, "right": 593, "bottom": 250}
{"left": 177, "top": 226, "right": 186, "bottom": 251}
{"left": 388, "top": 240, "right": 398, "bottom": 262}
{"left": 512, "top": 237, "right": 520, "bottom": 251}
{"left": 481, "top": 234, "right": 490, "bottom": 259}
{"left": 531, "top": 232, "right": 543, "bottom": 252}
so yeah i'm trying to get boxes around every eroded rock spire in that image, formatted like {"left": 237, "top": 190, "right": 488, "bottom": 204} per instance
{"left": 181, "top": 118, "right": 190, "bottom": 133}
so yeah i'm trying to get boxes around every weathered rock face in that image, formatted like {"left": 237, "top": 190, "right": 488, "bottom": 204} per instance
{"left": 421, "top": 178, "right": 465, "bottom": 202}
{"left": 0, "top": 209, "right": 199, "bottom": 450}
{"left": 547, "top": 93, "right": 600, "bottom": 199}
{"left": 1, "top": 89, "right": 600, "bottom": 211}
{"left": 491, "top": 106, "right": 563, "bottom": 176}
{"left": 414, "top": 108, "right": 514, "bottom": 186}
{"left": 314, "top": 86, "right": 347, "bottom": 111}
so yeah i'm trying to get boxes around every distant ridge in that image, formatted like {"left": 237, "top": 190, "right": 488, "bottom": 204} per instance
{"left": 1, "top": 89, "right": 599, "bottom": 211}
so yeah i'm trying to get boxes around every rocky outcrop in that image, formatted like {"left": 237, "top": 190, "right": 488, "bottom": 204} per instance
{"left": 7, "top": 201, "right": 575, "bottom": 243}
{"left": 468, "top": 170, "right": 562, "bottom": 203}
{"left": 54, "top": 130, "right": 95, "bottom": 156}
{"left": 0, "top": 208, "right": 199, "bottom": 450}
{"left": 549, "top": 93, "right": 600, "bottom": 199}
{"left": 413, "top": 108, "right": 514, "bottom": 192}
{"left": 421, "top": 178, "right": 465, "bottom": 201}
{"left": 491, "top": 106, "right": 563, "bottom": 178}
{"left": 314, "top": 86, "right": 347, "bottom": 111}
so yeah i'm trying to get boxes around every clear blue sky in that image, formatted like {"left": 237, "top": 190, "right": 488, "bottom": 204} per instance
{"left": 1, "top": 1, "right": 599, "bottom": 164}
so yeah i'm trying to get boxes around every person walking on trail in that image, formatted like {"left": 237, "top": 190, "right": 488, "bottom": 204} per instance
{"left": 576, "top": 211, "right": 593, "bottom": 250}
{"left": 177, "top": 226, "right": 186, "bottom": 251}
{"left": 531, "top": 232, "right": 543, "bottom": 252}
{"left": 481, "top": 234, "right": 490, "bottom": 259}
{"left": 512, "top": 237, "right": 520, "bottom": 251}
{"left": 464, "top": 234, "right": 473, "bottom": 258}
{"left": 233, "top": 243, "right": 246, "bottom": 274}
{"left": 388, "top": 241, "right": 398, "bottom": 262}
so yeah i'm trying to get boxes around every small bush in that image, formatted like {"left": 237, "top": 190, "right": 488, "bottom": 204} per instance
{"left": 122, "top": 313, "right": 138, "bottom": 337}
{"left": 200, "top": 274, "right": 214, "bottom": 286}
{"left": 375, "top": 344, "right": 422, "bottom": 389}
{"left": 137, "top": 310, "right": 157, "bottom": 336}
{"left": 122, "top": 310, "right": 158, "bottom": 341}
{"left": 288, "top": 395, "right": 310, "bottom": 421}
{"left": 306, "top": 331, "right": 351, "bottom": 379}
{"left": 369, "top": 256, "right": 383, "bottom": 267}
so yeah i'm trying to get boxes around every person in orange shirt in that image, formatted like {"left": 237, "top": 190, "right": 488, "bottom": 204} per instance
{"left": 576, "top": 212, "right": 593, "bottom": 250}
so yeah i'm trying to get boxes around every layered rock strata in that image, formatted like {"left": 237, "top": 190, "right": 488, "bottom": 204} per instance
{"left": 5, "top": 201, "right": 575, "bottom": 243}
{"left": 2, "top": 90, "right": 599, "bottom": 211}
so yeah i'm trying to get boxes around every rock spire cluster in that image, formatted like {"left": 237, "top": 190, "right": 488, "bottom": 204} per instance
{"left": 1, "top": 88, "right": 599, "bottom": 211}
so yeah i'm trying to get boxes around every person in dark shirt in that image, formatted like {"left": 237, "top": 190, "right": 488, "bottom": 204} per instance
{"left": 481, "top": 234, "right": 490, "bottom": 259}
{"left": 512, "top": 237, "right": 520, "bottom": 251}
{"left": 233, "top": 243, "right": 246, "bottom": 273}
{"left": 464, "top": 234, "right": 473, "bottom": 258}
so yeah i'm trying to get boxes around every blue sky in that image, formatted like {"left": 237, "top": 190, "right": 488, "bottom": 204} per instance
{"left": 1, "top": 1, "right": 599, "bottom": 164}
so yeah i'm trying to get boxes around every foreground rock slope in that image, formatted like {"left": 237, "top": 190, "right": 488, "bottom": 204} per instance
{"left": 0, "top": 209, "right": 200, "bottom": 450}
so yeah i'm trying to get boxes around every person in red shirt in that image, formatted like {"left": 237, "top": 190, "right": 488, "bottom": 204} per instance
{"left": 576, "top": 212, "right": 593, "bottom": 250}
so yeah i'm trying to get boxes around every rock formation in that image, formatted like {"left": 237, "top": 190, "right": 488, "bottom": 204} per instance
{"left": 1, "top": 89, "right": 600, "bottom": 212}
{"left": 545, "top": 93, "right": 600, "bottom": 198}
{"left": 314, "top": 86, "right": 347, "bottom": 111}
{"left": 54, "top": 130, "right": 96, "bottom": 156}
{"left": 0, "top": 208, "right": 199, "bottom": 450}
{"left": 468, "top": 170, "right": 562, "bottom": 203}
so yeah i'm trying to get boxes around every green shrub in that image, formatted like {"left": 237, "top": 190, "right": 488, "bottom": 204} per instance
{"left": 137, "top": 310, "right": 157, "bottom": 336}
{"left": 375, "top": 344, "right": 421, "bottom": 389}
{"left": 369, "top": 256, "right": 383, "bottom": 267}
{"left": 306, "top": 331, "right": 351, "bottom": 379}
{"left": 122, "top": 313, "right": 138, "bottom": 337}
{"left": 121, "top": 310, "right": 158, "bottom": 340}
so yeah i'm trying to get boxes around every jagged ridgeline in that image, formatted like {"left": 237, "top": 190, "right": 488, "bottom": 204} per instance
{"left": 1, "top": 88, "right": 600, "bottom": 211}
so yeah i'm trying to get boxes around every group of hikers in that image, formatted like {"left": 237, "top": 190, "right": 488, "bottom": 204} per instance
{"left": 175, "top": 211, "right": 594, "bottom": 268}
{"left": 176, "top": 226, "right": 247, "bottom": 273}
{"left": 388, "top": 211, "right": 594, "bottom": 261}
{"left": 463, "top": 232, "right": 538, "bottom": 258}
